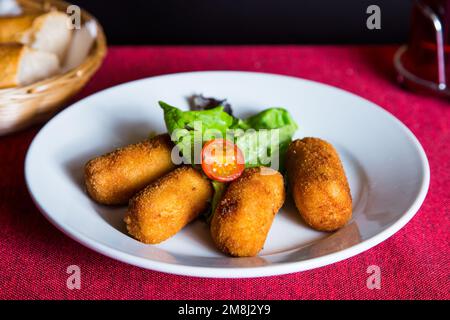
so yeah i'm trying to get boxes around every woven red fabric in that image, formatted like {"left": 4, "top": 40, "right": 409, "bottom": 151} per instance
{"left": 0, "top": 46, "right": 448, "bottom": 300}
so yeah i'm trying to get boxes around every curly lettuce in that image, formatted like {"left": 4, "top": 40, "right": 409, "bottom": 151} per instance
{"left": 160, "top": 101, "right": 298, "bottom": 170}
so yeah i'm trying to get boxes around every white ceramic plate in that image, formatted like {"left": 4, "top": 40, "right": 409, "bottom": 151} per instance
{"left": 25, "top": 71, "right": 430, "bottom": 278}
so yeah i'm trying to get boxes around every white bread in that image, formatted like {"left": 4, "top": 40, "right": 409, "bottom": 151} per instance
{"left": 0, "top": 11, "right": 72, "bottom": 61}
{"left": 0, "top": 43, "right": 60, "bottom": 89}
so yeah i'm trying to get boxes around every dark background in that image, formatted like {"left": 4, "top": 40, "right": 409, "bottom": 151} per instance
{"left": 71, "top": 0, "right": 413, "bottom": 45}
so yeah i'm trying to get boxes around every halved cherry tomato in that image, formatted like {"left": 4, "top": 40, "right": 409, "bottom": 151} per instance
{"left": 201, "top": 139, "right": 245, "bottom": 182}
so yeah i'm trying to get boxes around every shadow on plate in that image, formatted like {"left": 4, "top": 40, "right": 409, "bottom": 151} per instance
{"left": 279, "top": 221, "right": 362, "bottom": 262}
{"left": 280, "top": 193, "right": 311, "bottom": 228}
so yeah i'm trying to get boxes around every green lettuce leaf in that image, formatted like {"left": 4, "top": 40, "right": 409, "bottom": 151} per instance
{"left": 203, "top": 180, "right": 227, "bottom": 223}
{"left": 159, "top": 101, "right": 234, "bottom": 164}
{"left": 160, "top": 102, "right": 297, "bottom": 170}
{"left": 232, "top": 108, "right": 298, "bottom": 171}
{"left": 242, "top": 107, "right": 298, "bottom": 130}
{"left": 160, "top": 101, "right": 298, "bottom": 223}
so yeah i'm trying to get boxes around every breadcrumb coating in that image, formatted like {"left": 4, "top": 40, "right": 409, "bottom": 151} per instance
{"left": 210, "top": 167, "right": 285, "bottom": 257}
{"left": 285, "top": 137, "right": 352, "bottom": 231}
{"left": 124, "top": 166, "right": 213, "bottom": 244}
{"left": 84, "top": 134, "right": 175, "bottom": 205}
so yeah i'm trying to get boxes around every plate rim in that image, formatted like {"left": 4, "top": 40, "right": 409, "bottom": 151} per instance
{"left": 24, "top": 70, "right": 431, "bottom": 278}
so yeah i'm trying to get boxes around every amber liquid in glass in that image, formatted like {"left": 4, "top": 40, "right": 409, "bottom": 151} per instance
{"left": 404, "top": 0, "right": 450, "bottom": 86}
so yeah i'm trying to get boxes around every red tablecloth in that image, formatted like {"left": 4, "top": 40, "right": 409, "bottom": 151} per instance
{"left": 0, "top": 46, "right": 448, "bottom": 300}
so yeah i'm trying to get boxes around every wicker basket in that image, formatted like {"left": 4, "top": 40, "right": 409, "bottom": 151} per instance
{"left": 0, "top": 0, "right": 107, "bottom": 135}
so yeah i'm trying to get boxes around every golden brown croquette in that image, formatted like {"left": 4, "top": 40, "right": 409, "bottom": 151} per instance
{"left": 210, "top": 167, "right": 285, "bottom": 257}
{"left": 84, "top": 134, "right": 176, "bottom": 205}
{"left": 124, "top": 166, "right": 213, "bottom": 244}
{"left": 285, "top": 137, "right": 352, "bottom": 231}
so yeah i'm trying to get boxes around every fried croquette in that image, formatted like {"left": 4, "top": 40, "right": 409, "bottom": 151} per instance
{"left": 210, "top": 167, "right": 285, "bottom": 257}
{"left": 84, "top": 134, "right": 176, "bottom": 205}
{"left": 124, "top": 166, "right": 213, "bottom": 244}
{"left": 285, "top": 137, "right": 352, "bottom": 231}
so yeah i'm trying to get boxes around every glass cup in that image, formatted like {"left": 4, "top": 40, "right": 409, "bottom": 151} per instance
{"left": 395, "top": 0, "right": 450, "bottom": 97}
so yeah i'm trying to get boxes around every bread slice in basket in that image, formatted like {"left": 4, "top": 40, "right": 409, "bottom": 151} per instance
{"left": 0, "top": 43, "right": 60, "bottom": 89}
{"left": 0, "top": 10, "right": 72, "bottom": 60}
